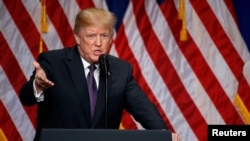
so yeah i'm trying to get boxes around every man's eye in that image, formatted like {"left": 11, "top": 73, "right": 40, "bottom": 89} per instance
{"left": 86, "top": 34, "right": 96, "bottom": 40}
{"left": 102, "top": 34, "right": 108, "bottom": 37}
{"left": 87, "top": 34, "right": 95, "bottom": 38}
{"left": 101, "top": 34, "right": 110, "bottom": 39}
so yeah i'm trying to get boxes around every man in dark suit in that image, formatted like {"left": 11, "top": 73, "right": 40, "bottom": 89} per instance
{"left": 19, "top": 7, "right": 180, "bottom": 141}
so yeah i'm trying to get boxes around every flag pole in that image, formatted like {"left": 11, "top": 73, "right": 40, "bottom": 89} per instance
{"left": 179, "top": 0, "right": 187, "bottom": 41}
{"left": 39, "top": 0, "right": 48, "bottom": 53}
{"left": 0, "top": 129, "right": 8, "bottom": 141}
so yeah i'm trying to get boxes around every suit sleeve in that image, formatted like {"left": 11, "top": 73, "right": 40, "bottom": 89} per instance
{"left": 124, "top": 64, "right": 168, "bottom": 129}
{"left": 19, "top": 53, "right": 51, "bottom": 106}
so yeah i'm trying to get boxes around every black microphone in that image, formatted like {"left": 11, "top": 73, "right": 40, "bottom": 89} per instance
{"left": 98, "top": 54, "right": 109, "bottom": 128}
{"left": 98, "top": 54, "right": 109, "bottom": 77}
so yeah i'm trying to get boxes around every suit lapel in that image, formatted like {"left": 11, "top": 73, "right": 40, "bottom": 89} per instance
{"left": 65, "top": 46, "right": 92, "bottom": 126}
{"left": 65, "top": 47, "right": 111, "bottom": 127}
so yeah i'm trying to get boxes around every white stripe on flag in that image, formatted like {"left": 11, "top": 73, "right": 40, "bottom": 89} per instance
{"left": 58, "top": 0, "right": 81, "bottom": 29}
{"left": 184, "top": 0, "right": 238, "bottom": 104}
{"left": 145, "top": 0, "right": 218, "bottom": 140}
{"left": 0, "top": 67, "right": 35, "bottom": 141}
{"left": 0, "top": 2, "right": 34, "bottom": 79}
{"left": 207, "top": 0, "right": 250, "bottom": 62}
{"left": 124, "top": 2, "right": 197, "bottom": 140}
{"left": 22, "top": 0, "right": 64, "bottom": 51}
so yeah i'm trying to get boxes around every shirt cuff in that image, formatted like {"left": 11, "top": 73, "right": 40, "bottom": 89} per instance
{"left": 33, "top": 79, "right": 44, "bottom": 102}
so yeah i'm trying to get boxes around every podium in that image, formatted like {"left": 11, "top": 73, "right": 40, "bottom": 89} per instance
{"left": 39, "top": 129, "right": 172, "bottom": 141}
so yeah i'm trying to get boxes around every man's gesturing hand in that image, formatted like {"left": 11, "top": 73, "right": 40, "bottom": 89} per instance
{"left": 33, "top": 61, "right": 54, "bottom": 93}
{"left": 172, "top": 133, "right": 181, "bottom": 141}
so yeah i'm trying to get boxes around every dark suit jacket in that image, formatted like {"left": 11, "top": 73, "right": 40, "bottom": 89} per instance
{"left": 19, "top": 45, "right": 167, "bottom": 140}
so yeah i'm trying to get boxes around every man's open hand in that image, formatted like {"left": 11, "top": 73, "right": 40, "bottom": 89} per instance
{"left": 33, "top": 61, "right": 54, "bottom": 93}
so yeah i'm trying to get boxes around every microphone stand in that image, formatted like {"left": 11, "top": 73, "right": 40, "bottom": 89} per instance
{"left": 104, "top": 67, "right": 108, "bottom": 129}
{"left": 99, "top": 54, "right": 109, "bottom": 129}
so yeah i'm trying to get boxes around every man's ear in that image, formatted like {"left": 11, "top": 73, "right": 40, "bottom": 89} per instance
{"left": 74, "top": 34, "right": 80, "bottom": 44}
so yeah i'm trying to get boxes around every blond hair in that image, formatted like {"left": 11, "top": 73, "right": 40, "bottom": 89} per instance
{"left": 74, "top": 7, "right": 117, "bottom": 36}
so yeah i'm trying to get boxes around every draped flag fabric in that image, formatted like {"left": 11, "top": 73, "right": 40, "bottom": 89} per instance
{"left": 1, "top": 0, "right": 250, "bottom": 141}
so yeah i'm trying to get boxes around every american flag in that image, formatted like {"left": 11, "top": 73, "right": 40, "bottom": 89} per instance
{"left": 1, "top": 0, "right": 250, "bottom": 141}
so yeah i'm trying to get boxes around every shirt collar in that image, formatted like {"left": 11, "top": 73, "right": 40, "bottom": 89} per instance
{"left": 81, "top": 57, "right": 99, "bottom": 70}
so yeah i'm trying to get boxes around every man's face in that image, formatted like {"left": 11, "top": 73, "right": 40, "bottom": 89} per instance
{"left": 74, "top": 25, "right": 113, "bottom": 64}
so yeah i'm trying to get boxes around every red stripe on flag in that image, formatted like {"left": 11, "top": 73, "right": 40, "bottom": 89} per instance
{"left": 132, "top": 1, "right": 207, "bottom": 139}
{"left": 224, "top": 0, "right": 238, "bottom": 23}
{"left": 121, "top": 110, "right": 138, "bottom": 129}
{"left": 160, "top": 0, "right": 242, "bottom": 140}
{"left": 190, "top": 0, "right": 250, "bottom": 114}
{"left": 76, "top": 0, "right": 95, "bottom": 10}
{"left": 169, "top": 0, "right": 243, "bottom": 124}
{"left": 0, "top": 32, "right": 37, "bottom": 128}
{"left": 46, "top": 0, "right": 75, "bottom": 47}
{"left": 113, "top": 24, "right": 143, "bottom": 129}
{"left": 114, "top": 23, "right": 174, "bottom": 130}
{"left": 0, "top": 101, "right": 22, "bottom": 141}
{"left": 3, "top": 0, "right": 47, "bottom": 57}
{"left": 161, "top": 0, "right": 243, "bottom": 125}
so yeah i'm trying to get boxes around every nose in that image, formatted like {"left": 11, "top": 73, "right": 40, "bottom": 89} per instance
{"left": 95, "top": 35, "right": 102, "bottom": 47}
